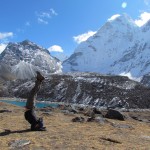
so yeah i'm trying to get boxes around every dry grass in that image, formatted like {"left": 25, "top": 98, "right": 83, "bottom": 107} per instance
{"left": 0, "top": 101, "right": 150, "bottom": 150}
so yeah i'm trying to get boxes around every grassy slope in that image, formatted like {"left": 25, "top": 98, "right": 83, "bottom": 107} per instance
{"left": 0, "top": 101, "right": 150, "bottom": 150}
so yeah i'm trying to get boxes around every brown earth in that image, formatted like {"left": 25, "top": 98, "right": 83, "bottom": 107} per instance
{"left": 0, "top": 100, "right": 150, "bottom": 150}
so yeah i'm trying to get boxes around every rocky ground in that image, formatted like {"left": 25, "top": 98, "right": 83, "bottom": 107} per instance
{"left": 0, "top": 99, "right": 150, "bottom": 150}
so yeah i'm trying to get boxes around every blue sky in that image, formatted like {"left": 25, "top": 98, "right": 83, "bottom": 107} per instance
{"left": 0, "top": 0, "right": 150, "bottom": 59}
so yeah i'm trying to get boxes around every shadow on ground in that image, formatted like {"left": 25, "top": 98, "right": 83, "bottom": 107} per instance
{"left": 0, "top": 129, "right": 31, "bottom": 136}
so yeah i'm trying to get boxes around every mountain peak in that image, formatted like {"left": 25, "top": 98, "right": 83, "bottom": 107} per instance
{"left": 108, "top": 14, "right": 121, "bottom": 21}
{"left": 6, "top": 40, "right": 35, "bottom": 49}
{"left": 63, "top": 13, "right": 150, "bottom": 79}
{"left": 108, "top": 13, "right": 136, "bottom": 27}
{"left": 0, "top": 40, "right": 62, "bottom": 78}
{"left": 20, "top": 40, "right": 35, "bottom": 46}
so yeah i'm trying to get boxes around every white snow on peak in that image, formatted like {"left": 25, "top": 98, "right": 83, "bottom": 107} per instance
{"left": 107, "top": 14, "right": 137, "bottom": 28}
{"left": 108, "top": 14, "right": 121, "bottom": 21}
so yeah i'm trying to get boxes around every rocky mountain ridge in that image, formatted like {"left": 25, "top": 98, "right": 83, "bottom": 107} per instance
{"left": 0, "top": 40, "right": 62, "bottom": 79}
{"left": 1, "top": 72, "right": 150, "bottom": 109}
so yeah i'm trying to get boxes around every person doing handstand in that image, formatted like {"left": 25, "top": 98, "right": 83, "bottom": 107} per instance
{"left": 24, "top": 71, "right": 46, "bottom": 131}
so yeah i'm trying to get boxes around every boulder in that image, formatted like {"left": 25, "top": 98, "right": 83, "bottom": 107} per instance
{"left": 105, "top": 109, "right": 125, "bottom": 121}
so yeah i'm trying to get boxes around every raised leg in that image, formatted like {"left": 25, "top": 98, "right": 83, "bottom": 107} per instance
{"left": 26, "top": 71, "right": 45, "bottom": 109}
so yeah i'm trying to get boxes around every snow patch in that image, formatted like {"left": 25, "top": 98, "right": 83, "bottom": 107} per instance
{"left": 108, "top": 14, "right": 121, "bottom": 21}
{"left": 120, "top": 72, "right": 141, "bottom": 82}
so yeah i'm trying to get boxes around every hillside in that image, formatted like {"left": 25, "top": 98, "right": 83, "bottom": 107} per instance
{"left": 1, "top": 73, "right": 150, "bottom": 109}
{"left": 0, "top": 100, "right": 150, "bottom": 150}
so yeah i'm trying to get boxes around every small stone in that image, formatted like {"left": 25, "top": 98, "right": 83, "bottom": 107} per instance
{"left": 9, "top": 139, "right": 30, "bottom": 148}
{"left": 111, "top": 123, "right": 134, "bottom": 129}
{"left": 95, "top": 117, "right": 107, "bottom": 124}
{"left": 141, "top": 135, "right": 150, "bottom": 140}
{"left": 72, "top": 116, "right": 85, "bottom": 122}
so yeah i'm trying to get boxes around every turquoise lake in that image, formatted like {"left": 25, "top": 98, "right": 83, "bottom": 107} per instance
{"left": 0, "top": 100, "right": 58, "bottom": 108}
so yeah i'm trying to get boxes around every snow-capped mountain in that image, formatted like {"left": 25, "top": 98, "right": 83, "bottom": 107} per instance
{"left": 62, "top": 14, "right": 150, "bottom": 79}
{"left": 0, "top": 40, "right": 62, "bottom": 79}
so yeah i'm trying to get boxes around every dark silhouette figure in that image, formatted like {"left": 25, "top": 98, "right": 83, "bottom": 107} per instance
{"left": 24, "top": 71, "right": 46, "bottom": 131}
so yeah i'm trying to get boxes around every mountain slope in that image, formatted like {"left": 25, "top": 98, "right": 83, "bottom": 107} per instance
{"left": 2, "top": 72, "right": 150, "bottom": 109}
{"left": 0, "top": 40, "right": 62, "bottom": 79}
{"left": 63, "top": 14, "right": 150, "bottom": 79}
